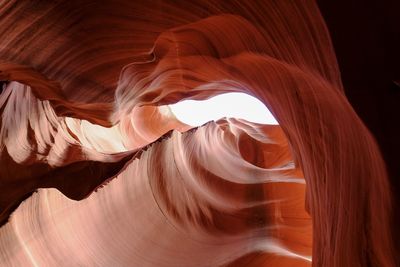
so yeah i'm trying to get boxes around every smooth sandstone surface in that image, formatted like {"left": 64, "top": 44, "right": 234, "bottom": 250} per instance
{"left": 0, "top": 1, "right": 397, "bottom": 266}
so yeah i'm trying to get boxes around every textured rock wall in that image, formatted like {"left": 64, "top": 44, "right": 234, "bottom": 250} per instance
{"left": 0, "top": 1, "right": 396, "bottom": 266}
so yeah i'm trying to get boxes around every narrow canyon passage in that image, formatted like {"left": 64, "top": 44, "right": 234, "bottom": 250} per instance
{"left": 0, "top": 1, "right": 397, "bottom": 266}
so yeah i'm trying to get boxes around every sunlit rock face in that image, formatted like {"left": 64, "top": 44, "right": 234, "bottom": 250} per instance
{"left": 0, "top": 1, "right": 397, "bottom": 267}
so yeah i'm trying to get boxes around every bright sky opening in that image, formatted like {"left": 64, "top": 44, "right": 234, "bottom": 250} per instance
{"left": 169, "top": 92, "right": 278, "bottom": 126}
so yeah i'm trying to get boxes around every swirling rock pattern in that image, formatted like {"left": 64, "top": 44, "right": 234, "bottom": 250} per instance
{"left": 0, "top": 1, "right": 397, "bottom": 266}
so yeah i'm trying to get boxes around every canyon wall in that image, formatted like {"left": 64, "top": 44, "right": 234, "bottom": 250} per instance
{"left": 0, "top": 1, "right": 396, "bottom": 266}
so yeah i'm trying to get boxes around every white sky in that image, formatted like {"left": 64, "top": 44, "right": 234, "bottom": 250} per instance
{"left": 169, "top": 92, "right": 278, "bottom": 126}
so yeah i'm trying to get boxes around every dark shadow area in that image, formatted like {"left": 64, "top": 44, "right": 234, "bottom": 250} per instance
{"left": 317, "top": 0, "right": 400, "bottom": 258}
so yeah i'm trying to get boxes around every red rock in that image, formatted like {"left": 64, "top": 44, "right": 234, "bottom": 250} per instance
{"left": 0, "top": 1, "right": 396, "bottom": 266}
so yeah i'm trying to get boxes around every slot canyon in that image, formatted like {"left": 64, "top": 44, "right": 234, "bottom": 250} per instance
{"left": 0, "top": 1, "right": 399, "bottom": 266}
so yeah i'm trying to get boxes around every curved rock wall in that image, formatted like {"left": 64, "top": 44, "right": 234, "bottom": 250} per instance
{"left": 0, "top": 1, "right": 396, "bottom": 266}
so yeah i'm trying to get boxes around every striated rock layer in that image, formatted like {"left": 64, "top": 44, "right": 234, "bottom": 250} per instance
{"left": 0, "top": 0, "right": 397, "bottom": 266}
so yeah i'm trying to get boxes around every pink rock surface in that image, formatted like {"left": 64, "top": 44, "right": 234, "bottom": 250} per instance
{"left": 0, "top": 1, "right": 396, "bottom": 266}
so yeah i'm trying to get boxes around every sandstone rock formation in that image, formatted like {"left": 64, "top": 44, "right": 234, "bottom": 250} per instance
{"left": 0, "top": 1, "right": 397, "bottom": 266}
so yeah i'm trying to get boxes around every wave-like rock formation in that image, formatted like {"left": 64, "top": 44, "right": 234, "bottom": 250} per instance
{"left": 0, "top": 1, "right": 397, "bottom": 266}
